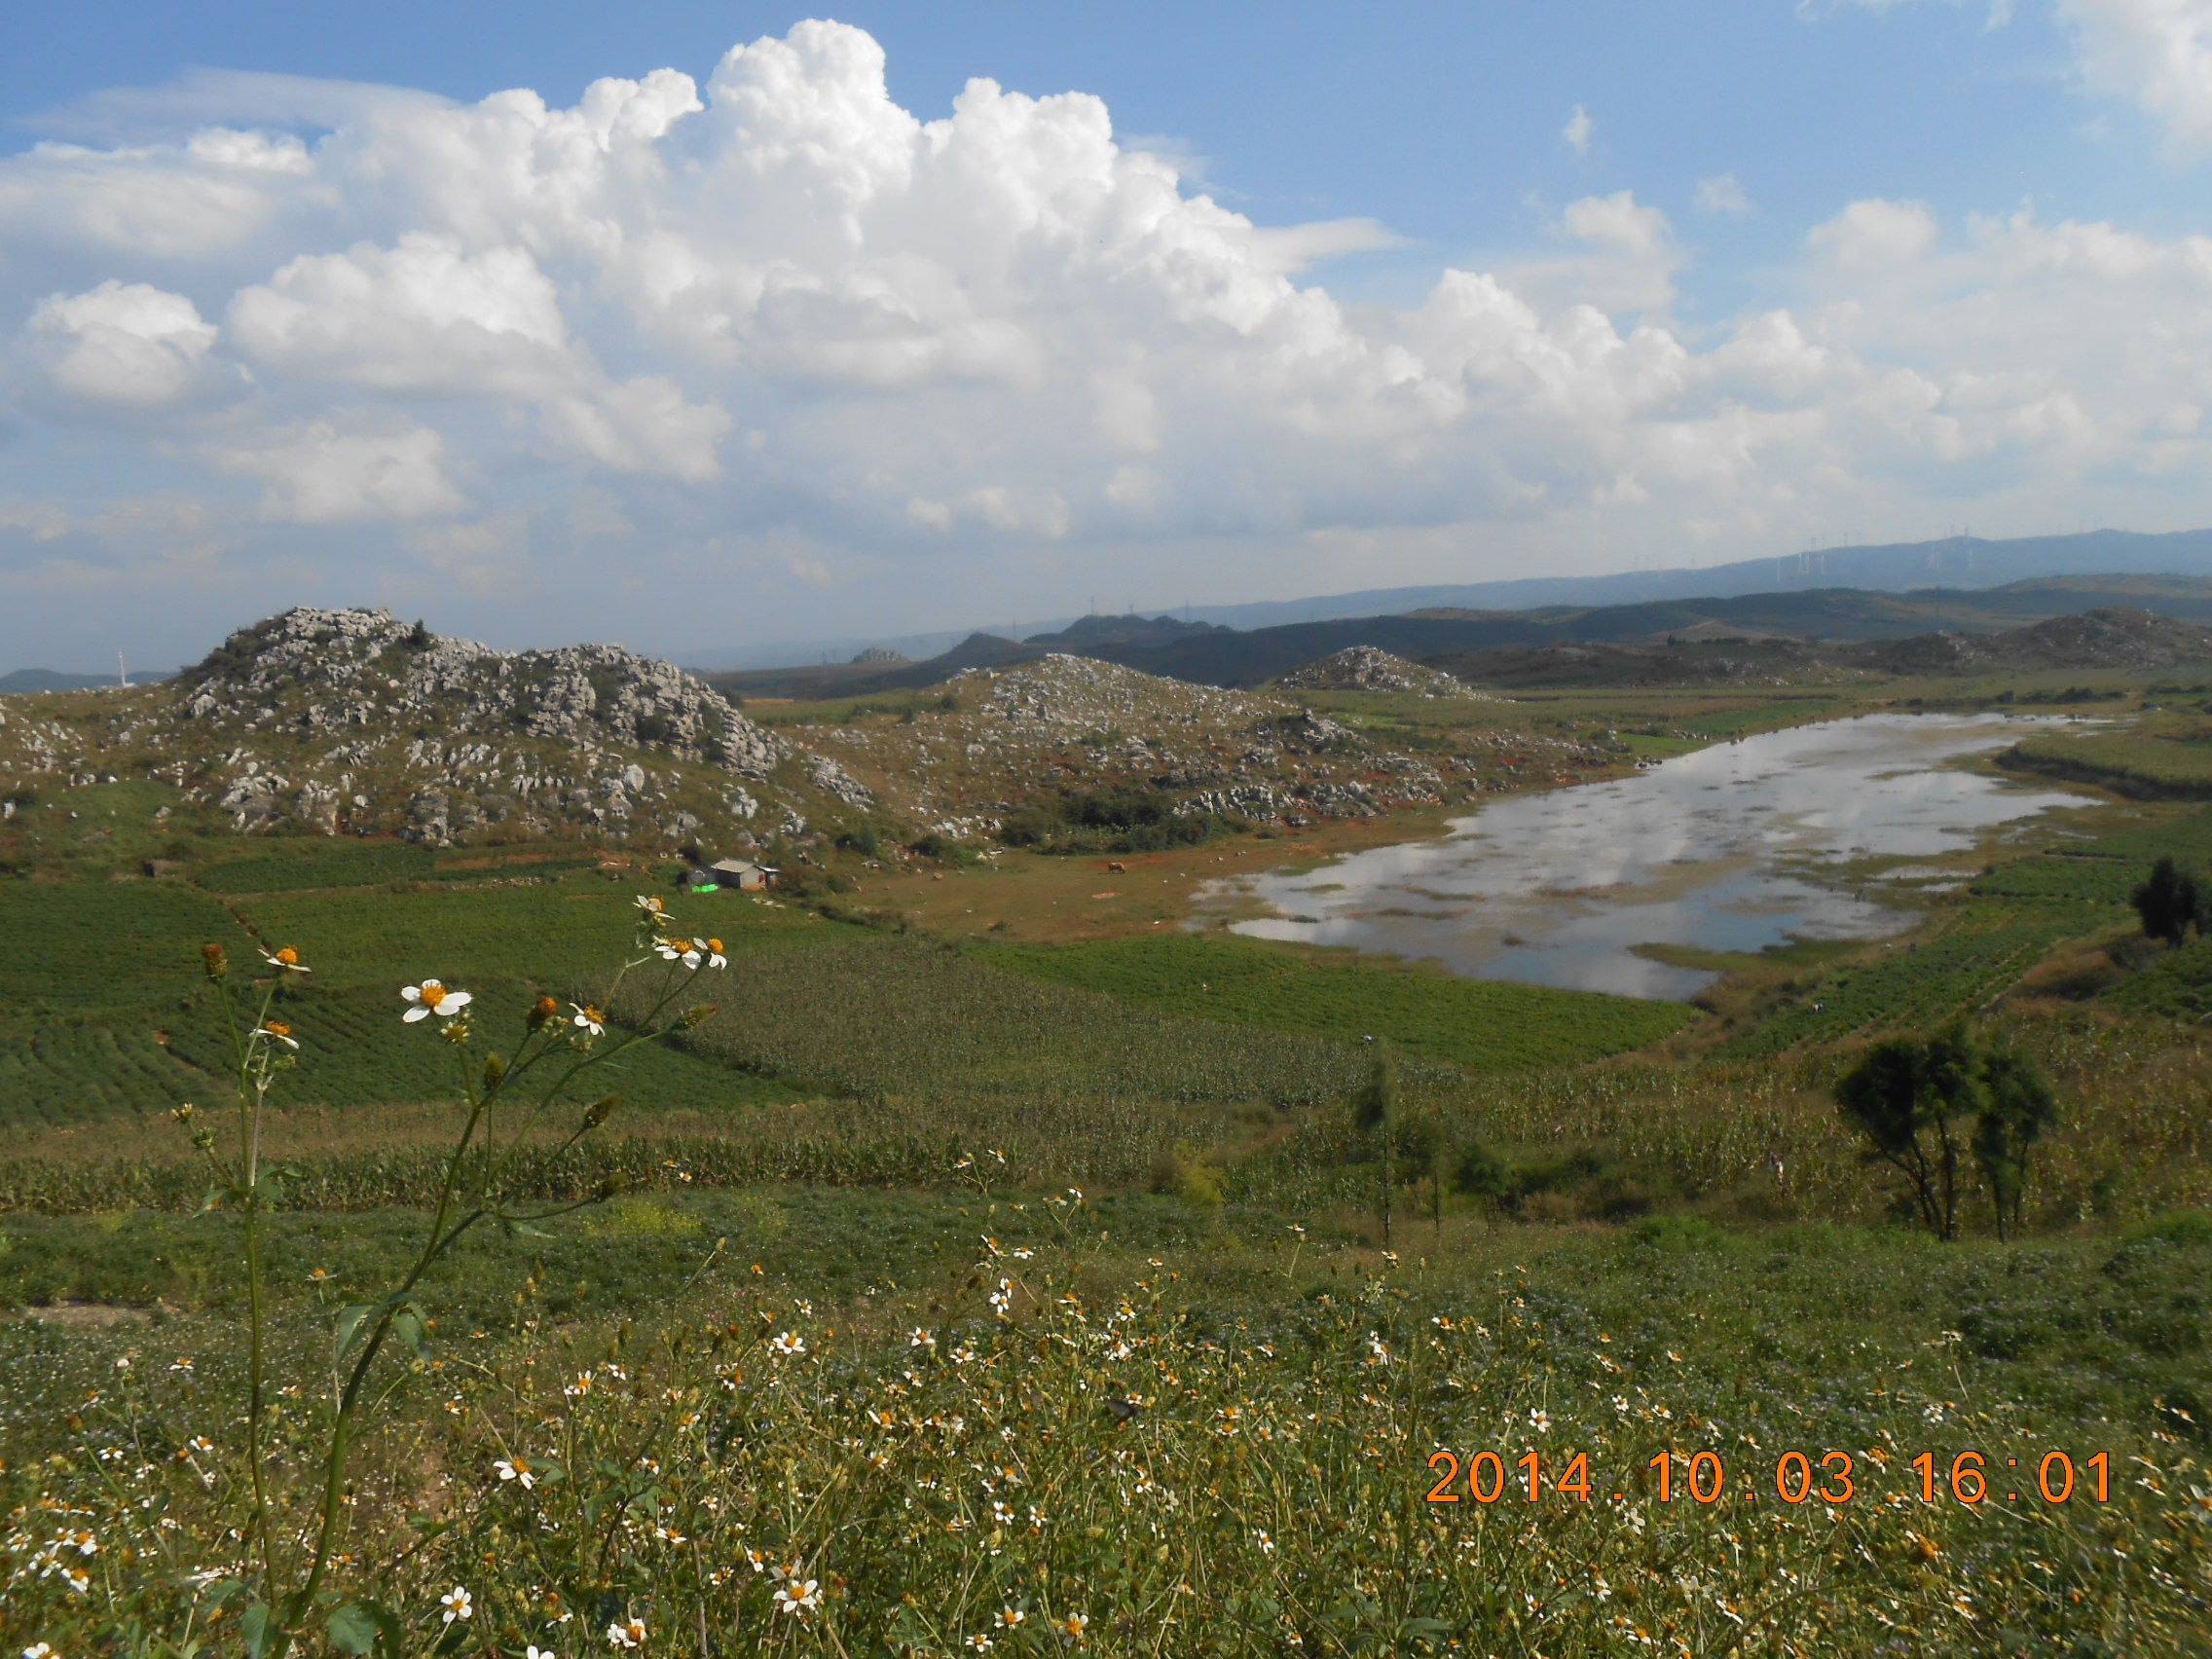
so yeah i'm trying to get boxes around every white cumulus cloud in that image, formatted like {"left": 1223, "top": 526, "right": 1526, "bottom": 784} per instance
{"left": 5, "top": 18, "right": 2212, "bottom": 663}
{"left": 214, "top": 417, "right": 466, "bottom": 523}
{"left": 2059, "top": 0, "right": 2212, "bottom": 154}
{"left": 28, "top": 280, "right": 218, "bottom": 405}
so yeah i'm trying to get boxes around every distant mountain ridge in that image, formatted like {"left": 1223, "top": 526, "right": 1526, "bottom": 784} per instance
{"left": 1159, "top": 529, "right": 2212, "bottom": 630}
{"left": 683, "top": 529, "right": 2212, "bottom": 669}
{"left": 710, "top": 572, "right": 2212, "bottom": 698}
{"left": 1427, "top": 606, "right": 2212, "bottom": 689}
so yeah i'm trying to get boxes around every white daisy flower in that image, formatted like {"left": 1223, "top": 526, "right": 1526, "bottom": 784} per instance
{"left": 439, "top": 1587, "right": 473, "bottom": 1624}
{"left": 771, "top": 1579, "right": 821, "bottom": 1615}
{"left": 252, "top": 1020, "right": 299, "bottom": 1050}
{"left": 570, "top": 1004, "right": 606, "bottom": 1038}
{"left": 605, "top": 1617, "right": 645, "bottom": 1647}
{"left": 495, "top": 1456, "right": 535, "bottom": 1490}
{"left": 400, "top": 980, "right": 471, "bottom": 1021}
{"left": 258, "top": 945, "right": 309, "bottom": 973}
{"left": 769, "top": 1332, "right": 806, "bottom": 1359}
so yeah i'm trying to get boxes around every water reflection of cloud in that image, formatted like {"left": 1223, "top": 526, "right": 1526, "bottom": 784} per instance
{"left": 1206, "top": 714, "right": 2083, "bottom": 1001}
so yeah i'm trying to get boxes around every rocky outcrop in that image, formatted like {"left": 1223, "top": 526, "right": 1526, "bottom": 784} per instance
{"left": 176, "top": 608, "right": 782, "bottom": 775}
{"left": 1862, "top": 608, "right": 2212, "bottom": 677}
{"left": 798, "top": 652, "right": 1467, "bottom": 833}
{"left": 1275, "top": 646, "right": 1487, "bottom": 698}
{"left": 121, "top": 608, "right": 831, "bottom": 846}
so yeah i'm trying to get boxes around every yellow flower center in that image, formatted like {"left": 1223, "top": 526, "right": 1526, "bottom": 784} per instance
{"left": 263, "top": 1021, "right": 291, "bottom": 1038}
{"left": 420, "top": 980, "right": 448, "bottom": 1008}
{"left": 274, "top": 946, "right": 299, "bottom": 966}
{"left": 583, "top": 1006, "right": 605, "bottom": 1023}
{"left": 707, "top": 939, "right": 723, "bottom": 953}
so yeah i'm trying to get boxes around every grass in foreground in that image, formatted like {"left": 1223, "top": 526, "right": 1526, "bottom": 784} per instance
{"left": 3, "top": 1212, "right": 2205, "bottom": 1656}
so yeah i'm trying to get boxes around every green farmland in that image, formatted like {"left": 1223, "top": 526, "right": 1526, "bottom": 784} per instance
{"left": 969, "top": 932, "right": 1693, "bottom": 1071}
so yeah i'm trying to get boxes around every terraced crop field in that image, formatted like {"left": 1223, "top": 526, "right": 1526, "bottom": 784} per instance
{"left": 622, "top": 928, "right": 1407, "bottom": 1106}
{"left": 192, "top": 841, "right": 605, "bottom": 893}
{"left": 0, "top": 879, "right": 248, "bottom": 1013}
{"left": 1728, "top": 902, "right": 2122, "bottom": 1053}
{"left": 2107, "top": 934, "right": 2212, "bottom": 1019}
{"left": 0, "top": 873, "right": 1444, "bottom": 1131}
{"left": 1969, "top": 853, "right": 2144, "bottom": 904}
{"left": 0, "top": 878, "right": 825, "bottom": 1127}
{"left": 968, "top": 933, "right": 1693, "bottom": 1071}
{"left": 2057, "top": 805, "right": 2212, "bottom": 865}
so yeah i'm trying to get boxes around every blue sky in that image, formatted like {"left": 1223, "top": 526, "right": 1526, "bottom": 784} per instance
{"left": 5, "top": 2, "right": 2212, "bottom": 666}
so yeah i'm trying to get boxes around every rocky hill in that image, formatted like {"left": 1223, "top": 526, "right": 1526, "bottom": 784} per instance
{"left": 795, "top": 653, "right": 1476, "bottom": 833}
{"left": 1275, "top": 646, "right": 1488, "bottom": 698}
{"left": 1428, "top": 637, "right": 1849, "bottom": 690}
{"left": 1858, "top": 607, "right": 2212, "bottom": 676}
{"left": 3, "top": 607, "right": 858, "bottom": 852}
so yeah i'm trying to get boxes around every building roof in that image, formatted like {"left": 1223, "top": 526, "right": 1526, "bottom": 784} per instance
{"left": 709, "top": 858, "right": 775, "bottom": 876}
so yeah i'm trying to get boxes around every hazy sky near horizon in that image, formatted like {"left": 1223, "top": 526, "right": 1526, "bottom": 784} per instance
{"left": 9, "top": 1, "right": 2212, "bottom": 666}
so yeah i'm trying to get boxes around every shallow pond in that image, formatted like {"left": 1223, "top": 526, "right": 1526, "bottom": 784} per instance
{"left": 1199, "top": 713, "right": 2093, "bottom": 1000}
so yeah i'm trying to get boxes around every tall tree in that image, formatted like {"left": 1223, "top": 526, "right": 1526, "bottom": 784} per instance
{"left": 2132, "top": 855, "right": 2199, "bottom": 946}
{"left": 1836, "top": 1026, "right": 2059, "bottom": 1240}
{"left": 1972, "top": 1048, "right": 2060, "bottom": 1241}
{"left": 1835, "top": 1029, "right": 1982, "bottom": 1239}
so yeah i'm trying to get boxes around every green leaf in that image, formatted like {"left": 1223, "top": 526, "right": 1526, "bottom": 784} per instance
{"left": 367, "top": 1600, "right": 406, "bottom": 1659}
{"left": 390, "top": 1303, "right": 428, "bottom": 1360}
{"left": 240, "top": 1601, "right": 275, "bottom": 1659}
{"left": 333, "top": 1302, "right": 378, "bottom": 1361}
{"left": 327, "top": 1604, "right": 378, "bottom": 1655}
